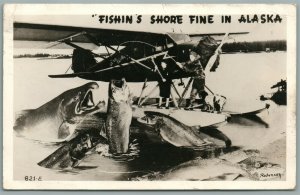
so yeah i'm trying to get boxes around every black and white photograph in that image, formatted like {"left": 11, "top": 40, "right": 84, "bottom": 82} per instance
{"left": 3, "top": 4, "right": 296, "bottom": 190}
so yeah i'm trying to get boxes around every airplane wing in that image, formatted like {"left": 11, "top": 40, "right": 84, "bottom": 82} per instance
{"left": 14, "top": 22, "right": 249, "bottom": 82}
{"left": 14, "top": 22, "right": 247, "bottom": 48}
{"left": 189, "top": 32, "right": 249, "bottom": 37}
{"left": 14, "top": 22, "right": 196, "bottom": 82}
{"left": 14, "top": 22, "right": 178, "bottom": 49}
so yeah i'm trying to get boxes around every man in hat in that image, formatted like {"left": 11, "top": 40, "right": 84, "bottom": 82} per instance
{"left": 176, "top": 36, "right": 221, "bottom": 109}
{"left": 176, "top": 49, "right": 208, "bottom": 109}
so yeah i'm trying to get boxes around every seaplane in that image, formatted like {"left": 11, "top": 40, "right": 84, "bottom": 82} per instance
{"left": 260, "top": 79, "right": 287, "bottom": 105}
{"left": 14, "top": 22, "right": 269, "bottom": 149}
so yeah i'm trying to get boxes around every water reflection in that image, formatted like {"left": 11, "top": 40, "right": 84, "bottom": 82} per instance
{"left": 229, "top": 115, "right": 269, "bottom": 128}
{"left": 96, "top": 139, "right": 140, "bottom": 162}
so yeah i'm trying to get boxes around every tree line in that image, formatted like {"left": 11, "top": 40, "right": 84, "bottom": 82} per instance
{"left": 222, "top": 40, "right": 286, "bottom": 53}
{"left": 14, "top": 53, "right": 72, "bottom": 58}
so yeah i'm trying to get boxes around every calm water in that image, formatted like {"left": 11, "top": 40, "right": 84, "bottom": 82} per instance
{"left": 13, "top": 52, "right": 286, "bottom": 180}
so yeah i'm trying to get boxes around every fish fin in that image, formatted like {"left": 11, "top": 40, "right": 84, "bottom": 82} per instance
{"left": 145, "top": 111, "right": 191, "bottom": 129}
{"left": 64, "top": 130, "right": 80, "bottom": 142}
{"left": 58, "top": 122, "right": 71, "bottom": 139}
{"left": 99, "top": 123, "right": 108, "bottom": 140}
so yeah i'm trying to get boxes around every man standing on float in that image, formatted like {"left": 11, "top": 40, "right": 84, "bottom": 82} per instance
{"left": 177, "top": 50, "right": 207, "bottom": 109}
{"left": 176, "top": 36, "right": 220, "bottom": 110}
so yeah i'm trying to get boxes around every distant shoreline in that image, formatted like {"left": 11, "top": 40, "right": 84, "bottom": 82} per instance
{"left": 14, "top": 53, "right": 72, "bottom": 59}
{"left": 14, "top": 40, "right": 286, "bottom": 58}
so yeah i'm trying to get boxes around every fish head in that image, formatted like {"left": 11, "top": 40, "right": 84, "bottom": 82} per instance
{"left": 109, "top": 78, "right": 131, "bottom": 103}
{"left": 153, "top": 117, "right": 164, "bottom": 133}
{"left": 79, "top": 133, "right": 92, "bottom": 149}
{"left": 60, "top": 82, "right": 106, "bottom": 119}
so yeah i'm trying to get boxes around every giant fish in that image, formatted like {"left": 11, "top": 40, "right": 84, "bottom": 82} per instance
{"left": 106, "top": 78, "right": 132, "bottom": 154}
{"left": 14, "top": 82, "right": 105, "bottom": 141}
{"left": 143, "top": 111, "right": 230, "bottom": 148}
{"left": 38, "top": 128, "right": 108, "bottom": 169}
{"left": 159, "top": 158, "right": 252, "bottom": 181}
{"left": 145, "top": 111, "right": 208, "bottom": 147}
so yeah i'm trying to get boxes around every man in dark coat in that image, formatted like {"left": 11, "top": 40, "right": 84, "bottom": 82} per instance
{"left": 177, "top": 50, "right": 207, "bottom": 109}
{"left": 176, "top": 36, "right": 221, "bottom": 109}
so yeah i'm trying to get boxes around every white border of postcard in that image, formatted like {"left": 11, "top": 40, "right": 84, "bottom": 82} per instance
{"left": 3, "top": 4, "right": 296, "bottom": 190}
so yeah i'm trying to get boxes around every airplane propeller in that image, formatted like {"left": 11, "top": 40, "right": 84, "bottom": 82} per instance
{"left": 205, "top": 32, "right": 229, "bottom": 74}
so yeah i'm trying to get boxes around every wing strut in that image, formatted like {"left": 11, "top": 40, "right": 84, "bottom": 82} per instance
{"left": 49, "top": 51, "right": 169, "bottom": 78}
{"left": 170, "top": 86, "right": 179, "bottom": 108}
{"left": 63, "top": 41, "right": 107, "bottom": 60}
{"left": 150, "top": 58, "right": 166, "bottom": 82}
{"left": 45, "top": 31, "right": 107, "bottom": 60}
{"left": 171, "top": 82, "right": 182, "bottom": 99}
{"left": 138, "top": 84, "right": 159, "bottom": 107}
{"left": 45, "top": 31, "right": 87, "bottom": 49}
{"left": 178, "top": 78, "right": 194, "bottom": 106}
{"left": 84, "top": 33, "right": 153, "bottom": 71}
